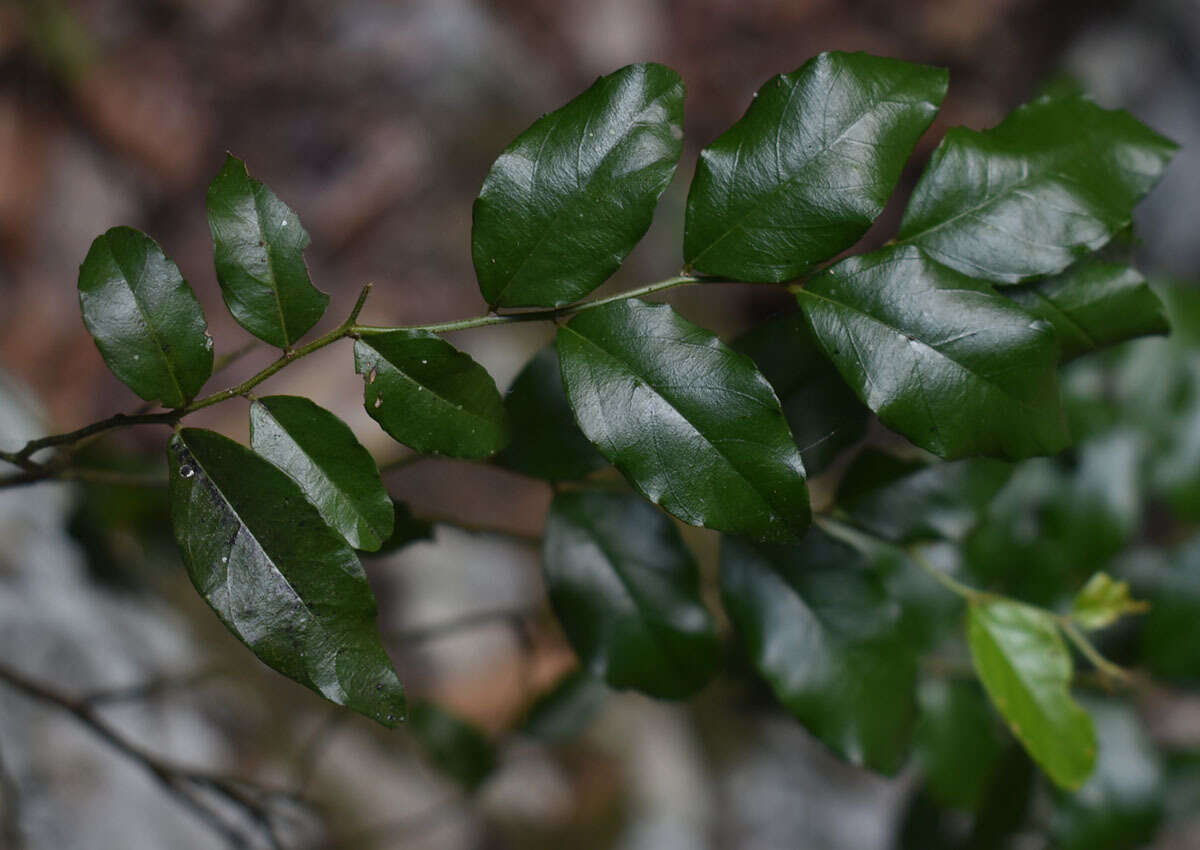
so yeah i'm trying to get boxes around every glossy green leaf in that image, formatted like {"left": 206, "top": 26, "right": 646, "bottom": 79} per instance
{"left": 1050, "top": 700, "right": 1164, "bottom": 850}
{"left": 408, "top": 702, "right": 496, "bottom": 792}
{"left": 1008, "top": 261, "right": 1168, "bottom": 362}
{"left": 77, "top": 226, "right": 213, "bottom": 408}
{"left": 249, "top": 395, "right": 393, "bottom": 551}
{"left": 684, "top": 51, "right": 947, "bottom": 282}
{"left": 1070, "top": 572, "right": 1148, "bottom": 631}
{"left": 354, "top": 331, "right": 508, "bottom": 458}
{"left": 558, "top": 299, "right": 810, "bottom": 543}
{"left": 167, "top": 428, "right": 405, "bottom": 726}
{"left": 720, "top": 530, "right": 917, "bottom": 773}
{"left": 837, "top": 450, "right": 1012, "bottom": 543}
{"left": 206, "top": 154, "right": 329, "bottom": 348}
{"left": 542, "top": 490, "right": 719, "bottom": 698}
{"left": 496, "top": 345, "right": 607, "bottom": 481}
{"left": 797, "top": 245, "right": 1069, "bottom": 459}
{"left": 732, "top": 312, "right": 869, "bottom": 475}
{"left": 1142, "top": 535, "right": 1200, "bottom": 683}
{"left": 472, "top": 63, "right": 684, "bottom": 308}
{"left": 898, "top": 94, "right": 1176, "bottom": 283}
{"left": 967, "top": 599, "right": 1096, "bottom": 790}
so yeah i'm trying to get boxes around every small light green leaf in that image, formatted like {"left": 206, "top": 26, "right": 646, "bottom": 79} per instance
{"left": 206, "top": 154, "right": 329, "bottom": 348}
{"left": 354, "top": 331, "right": 508, "bottom": 459}
{"left": 732, "top": 312, "right": 869, "bottom": 475}
{"left": 473, "top": 63, "right": 684, "bottom": 308}
{"left": 899, "top": 94, "right": 1176, "bottom": 283}
{"left": 1008, "top": 260, "right": 1169, "bottom": 362}
{"left": 543, "top": 490, "right": 719, "bottom": 699}
{"left": 914, "top": 678, "right": 1004, "bottom": 811}
{"left": 249, "top": 395, "right": 394, "bottom": 551}
{"left": 684, "top": 51, "right": 947, "bottom": 282}
{"left": 168, "top": 429, "right": 405, "bottom": 726}
{"left": 408, "top": 702, "right": 496, "bottom": 792}
{"left": 1070, "top": 572, "right": 1149, "bottom": 631}
{"left": 720, "top": 530, "right": 918, "bottom": 773}
{"left": 797, "top": 245, "right": 1069, "bottom": 460}
{"left": 496, "top": 345, "right": 607, "bottom": 481}
{"left": 78, "top": 226, "right": 213, "bottom": 408}
{"left": 558, "top": 299, "right": 810, "bottom": 543}
{"left": 967, "top": 599, "right": 1096, "bottom": 790}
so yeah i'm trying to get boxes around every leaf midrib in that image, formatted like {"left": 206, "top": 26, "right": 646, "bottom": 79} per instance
{"left": 105, "top": 234, "right": 186, "bottom": 406}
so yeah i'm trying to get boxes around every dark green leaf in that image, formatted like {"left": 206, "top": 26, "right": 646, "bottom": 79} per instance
{"left": 543, "top": 490, "right": 719, "bottom": 698}
{"left": 1142, "top": 535, "right": 1200, "bottom": 683}
{"left": 837, "top": 450, "right": 1012, "bottom": 543}
{"left": 732, "top": 312, "right": 869, "bottom": 475}
{"left": 206, "top": 154, "right": 328, "bottom": 348}
{"left": 1070, "top": 572, "right": 1148, "bottom": 631}
{"left": 354, "top": 331, "right": 508, "bottom": 458}
{"left": 496, "top": 345, "right": 607, "bottom": 481}
{"left": 898, "top": 94, "right": 1176, "bottom": 283}
{"left": 249, "top": 395, "right": 393, "bottom": 551}
{"left": 797, "top": 245, "right": 1069, "bottom": 459}
{"left": 720, "top": 530, "right": 917, "bottom": 773}
{"left": 684, "top": 51, "right": 947, "bottom": 282}
{"left": 914, "top": 678, "right": 1004, "bottom": 811}
{"left": 472, "top": 63, "right": 684, "bottom": 308}
{"left": 558, "top": 299, "right": 810, "bottom": 543}
{"left": 1050, "top": 700, "right": 1164, "bottom": 850}
{"left": 78, "top": 226, "right": 213, "bottom": 408}
{"left": 1007, "top": 261, "right": 1168, "bottom": 361}
{"left": 368, "top": 500, "right": 434, "bottom": 556}
{"left": 167, "top": 428, "right": 405, "bottom": 726}
{"left": 520, "top": 670, "right": 608, "bottom": 743}
{"left": 408, "top": 702, "right": 496, "bottom": 792}
{"left": 967, "top": 599, "right": 1096, "bottom": 790}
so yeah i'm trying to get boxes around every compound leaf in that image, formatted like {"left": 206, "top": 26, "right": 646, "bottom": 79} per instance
{"left": 684, "top": 51, "right": 947, "bottom": 281}
{"left": 78, "top": 226, "right": 213, "bottom": 408}
{"left": 168, "top": 428, "right": 405, "bottom": 726}
{"left": 249, "top": 395, "right": 394, "bottom": 551}
{"left": 558, "top": 299, "right": 810, "bottom": 543}
{"left": 473, "top": 63, "right": 684, "bottom": 308}
{"left": 967, "top": 599, "right": 1096, "bottom": 790}
{"left": 543, "top": 490, "right": 719, "bottom": 698}
{"left": 899, "top": 94, "right": 1176, "bottom": 283}
{"left": 207, "top": 154, "right": 328, "bottom": 348}
{"left": 354, "top": 331, "right": 508, "bottom": 458}
{"left": 720, "top": 530, "right": 918, "bottom": 773}
{"left": 797, "top": 245, "right": 1069, "bottom": 460}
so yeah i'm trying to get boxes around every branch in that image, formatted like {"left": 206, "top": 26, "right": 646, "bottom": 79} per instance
{"left": 0, "top": 662, "right": 310, "bottom": 849}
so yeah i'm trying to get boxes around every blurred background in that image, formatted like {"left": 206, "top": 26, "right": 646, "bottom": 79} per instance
{"left": 2, "top": 0, "right": 1200, "bottom": 847}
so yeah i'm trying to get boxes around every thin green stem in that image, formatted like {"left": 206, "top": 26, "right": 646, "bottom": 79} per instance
{"left": 352, "top": 274, "right": 701, "bottom": 336}
{"left": 1056, "top": 617, "right": 1133, "bottom": 687}
{"left": 1, "top": 274, "right": 719, "bottom": 488}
